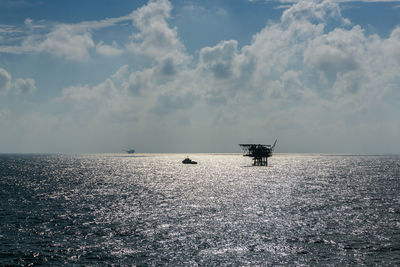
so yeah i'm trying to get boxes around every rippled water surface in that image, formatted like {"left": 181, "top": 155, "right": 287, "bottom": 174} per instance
{"left": 1, "top": 153, "right": 400, "bottom": 265}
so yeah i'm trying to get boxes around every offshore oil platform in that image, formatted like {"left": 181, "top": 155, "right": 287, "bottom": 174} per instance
{"left": 239, "top": 140, "right": 277, "bottom": 166}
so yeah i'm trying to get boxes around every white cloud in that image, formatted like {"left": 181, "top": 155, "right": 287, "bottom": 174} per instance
{"left": 60, "top": 78, "right": 118, "bottom": 103}
{"left": 0, "top": 24, "right": 23, "bottom": 34}
{"left": 24, "top": 18, "right": 33, "bottom": 26}
{"left": 305, "top": 41, "right": 358, "bottom": 73}
{"left": 0, "top": 67, "right": 12, "bottom": 94}
{"left": 0, "top": 23, "right": 97, "bottom": 60}
{"left": 192, "top": 0, "right": 400, "bottom": 152}
{"left": 23, "top": 17, "right": 45, "bottom": 30}
{"left": 112, "top": 65, "right": 129, "bottom": 81}
{"left": 57, "top": 66, "right": 139, "bottom": 117}
{"left": 126, "top": 0, "right": 188, "bottom": 64}
{"left": 0, "top": 11, "right": 134, "bottom": 60}
{"left": 123, "top": 0, "right": 399, "bottom": 125}
{"left": 152, "top": 90, "right": 199, "bottom": 114}
{"left": 49, "top": 0, "right": 399, "bottom": 153}
{"left": 33, "top": 24, "right": 95, "bottom": 61}
{"left": 281, "top": 0, "right": 350, "bottom": 26}
{"left": 200, "top": 40, "right": 238, "bottom": 79}
{"left": 0, "top": 67, "right": 37, "bottom": 95}
{"left": 14, "top": 78, "right": 37, "bottom": 94}
{"left": 0, "top": 1, "right": 188, "bottom": 63}
{"left": 126, "top": 68, "right": 154, "bottom": 96}
{"left": 96, "top": 41, "right": 123, "bottom": 57}
{"left": 3, "top": 0, "right": 400, "bottom": 153}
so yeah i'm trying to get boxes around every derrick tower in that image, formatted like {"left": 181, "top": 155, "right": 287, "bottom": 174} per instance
{"left": 239, "top": 139, "right": 277, "bottom": 166}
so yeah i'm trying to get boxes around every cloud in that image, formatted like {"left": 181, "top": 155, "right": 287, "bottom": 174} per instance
{"left": 0, "top": 67, "right": 38, "bottom": 95}
{"left": 305, "top": 41, "right": 358, "bottom": 74}
{"left": 158, "top": 57, "right": 177, "bottom": 76}
{"left": 0, "top": 23, "right": 96, "bottom": 60}
{"left": 200, "top": 40, "right": 238, "bottom": 79}
{"left": 281, "top": 0, "right": 350, "bottom": 26}
{"left": 57, "top": 66, "right": 138, "bottom": 119}
{"left": 0, "top": 24, "right": 23, "bottom": 34}
{"left": 32, "top": 24, "right": 95, "bottom": 61}
{"left": 24, "top": 18, "right": 33, "bottom": 26}
{"left": 96, "top": 41, "right": 123, "bottom": 57}
{"left": 126, "top": 0, "right": 188, "bottom": 64}
{"left": 60, "top": 78, "right": 118, "bottom": 103}
{"left": 0, "top": 68, "right": 12, "bottom": 94}
{"left": 152, "top": 90, "right": 199, "bottom": 115}
{"left": 112, "top": 65, "right": 129, "bottom": 81}
{"left": 4, "top": 0, "right": 400, "bottom": 153}
{"left": 0, "top": 0, "right": 192, "bottom": 65}
{"left": 192, "top": 0, "right": 399, "bottom": 152}
{"left": 119, "top": 0, "right": 399, "bottom": 126}
{"left": 14, "top": 78, "right": 36, "bottom": 94}
{"left": 0, "top": 10, "right": 134, "bottom": 60}
{"left": 126, "top": 68, "right": 154, "bottom": 96}
{"left": 0, "top": 0, "right": 188, "bottom": 63}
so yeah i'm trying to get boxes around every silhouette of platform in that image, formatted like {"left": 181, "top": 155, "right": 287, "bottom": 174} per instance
{"left": 239, "top": 140, "right": 277, "bottom": 166}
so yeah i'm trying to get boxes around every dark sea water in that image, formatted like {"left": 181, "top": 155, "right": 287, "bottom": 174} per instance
{"left": 1, "top": 153, "right": 399, "bottom": 266}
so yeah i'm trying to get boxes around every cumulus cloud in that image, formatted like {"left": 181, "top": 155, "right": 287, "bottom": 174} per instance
{"left": 57, "top": 66, "right": 139, "bottom": 118}
{"left": 0, "top": 11, "right": 134, "bottom": 60}
{"left": 24, "top": 18, "right": 33, "bottom": 26}
{"left": 304, "top": 41, "right": 359, "bottom": 74}
{"left": 126, "top": 68, "right": 154, "bottom": 96}
{"left": 0, "top": 68, "right": 37, "bottom": 96}
{"left": 152, "top": 90, "right": 199, "bottom": 115}
{"left": 126, "top": 0, "right": 188, "bottom": 64}
{"left": 281, "top": 0, "right": 346, "bottom": 25}
{"left": 0, "top": 0, "right": 189, "bottom": 64}
{"left": 35, "top": 24, "right": 95, "bottom": 61}
{"left": 0, "top": 68, "right": 11, "bottom": 94}
{"left": 14, "top": 78, "right": 37, "bottom": 94}
{"left": 118, "top": 0, "right": 400, "bottom": 127}
{"left": 196, "top": 0, "right": 399, "bottom": 151}
{"left": 157, "top": 57, "right": 177, "bottom": 76}
{"left": 96, "top": 41, "right": 123, "bottom": 57}
{"left": 60, "top": 78, "right": 118, "bottom": 103}
{"left": 112, "top": 65, "right": 129, "bottom": 81}
{"left": 4, "top": 0, "right": 400, "bottom": 153}
{"left": 200, "top": 40, "right": 238, "bottom": 79}
{"left": 1, "top": 23, "right": 96, "bottom": 60}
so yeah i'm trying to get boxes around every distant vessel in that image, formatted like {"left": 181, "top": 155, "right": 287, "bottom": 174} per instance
{"left": 124, "top": 149, "right": 135, "bottom": 154}
{"left": 182, "top": 157, "right": 197, "bottom": 164}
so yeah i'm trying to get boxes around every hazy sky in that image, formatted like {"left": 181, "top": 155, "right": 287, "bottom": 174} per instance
{"left": 0, "top": 0, "right": 400, "bottom": 154}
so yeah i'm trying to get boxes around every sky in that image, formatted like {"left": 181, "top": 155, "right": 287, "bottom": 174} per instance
{"left": 0, "top": 0, "right": 400, "bottom": 154}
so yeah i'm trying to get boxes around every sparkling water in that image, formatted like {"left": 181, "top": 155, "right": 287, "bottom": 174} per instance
{"left": 1, "top": 154, "right": 399, "bottom": 265}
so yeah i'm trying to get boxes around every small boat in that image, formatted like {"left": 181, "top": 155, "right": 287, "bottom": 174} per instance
{"left": 182, "top": 157, "right": 197, "bottom": 164}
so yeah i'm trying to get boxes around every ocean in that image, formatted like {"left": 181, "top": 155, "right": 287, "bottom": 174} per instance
{"left": 1, "top": 153, "right": 399, "bottom": 266}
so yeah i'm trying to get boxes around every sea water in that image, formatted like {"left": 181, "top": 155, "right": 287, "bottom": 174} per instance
{"left": 1, "top": 153, "right": 399, "bottom": 266}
